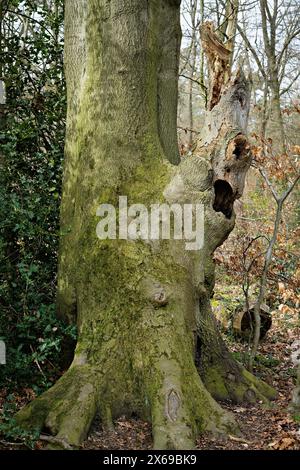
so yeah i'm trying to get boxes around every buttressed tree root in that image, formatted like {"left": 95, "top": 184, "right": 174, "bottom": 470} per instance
{"left": 15, "top": 3, "right": 276, "bottom": 450}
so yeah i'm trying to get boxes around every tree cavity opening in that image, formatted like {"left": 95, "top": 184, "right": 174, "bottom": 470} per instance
{"left": 213, "top": 179, "right": 234, "bottom": 218}
{"left": 232, "top": 135, "right": 248, "bottom": 160}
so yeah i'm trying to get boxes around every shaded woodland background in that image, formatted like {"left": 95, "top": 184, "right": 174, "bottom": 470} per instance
{"left": 0, "top": 0, "right": 299, "bottom": 449}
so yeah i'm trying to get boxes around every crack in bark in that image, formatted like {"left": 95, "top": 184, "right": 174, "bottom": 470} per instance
{"left": 165, "top": 389, "right": 180, "bottom": 422}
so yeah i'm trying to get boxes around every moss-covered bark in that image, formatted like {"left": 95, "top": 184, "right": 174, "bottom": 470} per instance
{"left": 196, "top": 295, "right": 276, "bottom": 404}
{"left": 16, "top": 2, "right": 276, "bottom": 449}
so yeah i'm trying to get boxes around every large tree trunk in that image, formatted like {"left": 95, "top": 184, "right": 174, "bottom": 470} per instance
{"left": 16, "top": 1, "right": 275, "bottom": 449}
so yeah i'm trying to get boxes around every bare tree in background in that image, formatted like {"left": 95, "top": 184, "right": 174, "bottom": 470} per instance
{"left": 237, "top": 0, "right": 300, "bottom": 152}
{"left": 188, "top": 1, "right": 198, "bottom": 148}
{"left": 249, "top": 165, "right": 299, "bottom": 370}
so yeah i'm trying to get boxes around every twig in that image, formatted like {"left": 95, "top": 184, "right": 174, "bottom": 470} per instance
{"left": 29, "top": 345, "right": 47, "bottom": 380}
{"left": 0, "top": 439, "right": 25, "bottom": 447}
{"left": 228, "top": 434, "right": 252, "bottom": 444}
{"left": 258, "top": 168, "right": 279, "bottom": 202}
{"left": 6, "top": 9, "right": 57, "bottom": 41}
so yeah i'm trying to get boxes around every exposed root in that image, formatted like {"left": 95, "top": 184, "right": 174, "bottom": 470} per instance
{"left": 197, "top": 297, "right": 276, "bottom": 405}
{"left": 150, "top": 357, "right": 239, "bottom": 450}
{"left": 16, "top": 357, "right": 239, "bottom": 450}
{"left": 152, "top": 408, "right": 195, "bottom": 450}
{"left": 14, "top": 309, "right": 275, "bottom": 451}
{"left": 203, "top": 363, "right": 276, "bottom": 405}
{"left": 15, "top": 365, "right": 98, "bottom": 448}
{"left": 39, "top": 434, "right": 73, "bottom": 450}
{"left": 151, "top": 358, "right": 195, "bottom": 450}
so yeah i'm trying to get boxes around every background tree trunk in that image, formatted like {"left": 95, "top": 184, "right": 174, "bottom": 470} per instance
{"left": 187, "top": 0, "right": 197, "bottom": 148}
{"left": 16, "top": 1, "right": 275, "bottom": 449}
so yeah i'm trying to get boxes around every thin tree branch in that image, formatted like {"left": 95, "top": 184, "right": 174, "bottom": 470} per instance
{"left": 179, "top": 74, "right": 204, "bottom": 87}
{"left": 281, "top": 175, "right": 300, "bottom": 202}
{"left": 236, "top": 24, "right": 266, "bottom": 79}
{"left": 258, "top": 167, "right": 280, "bottom": 202}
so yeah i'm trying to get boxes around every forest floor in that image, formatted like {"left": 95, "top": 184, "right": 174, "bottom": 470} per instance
{"left": 1, "top": 310, "right": 299, "bottom": 451}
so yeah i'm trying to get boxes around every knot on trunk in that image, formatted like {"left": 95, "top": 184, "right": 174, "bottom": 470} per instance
{"left": 141, "top": 279, "right": 170, "bottom": 308}
{"left": 152, "top": 288, "right": 168, "bottom": 308}
{"left": 227, "top": 372, "right": 236, "bottom": 382}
